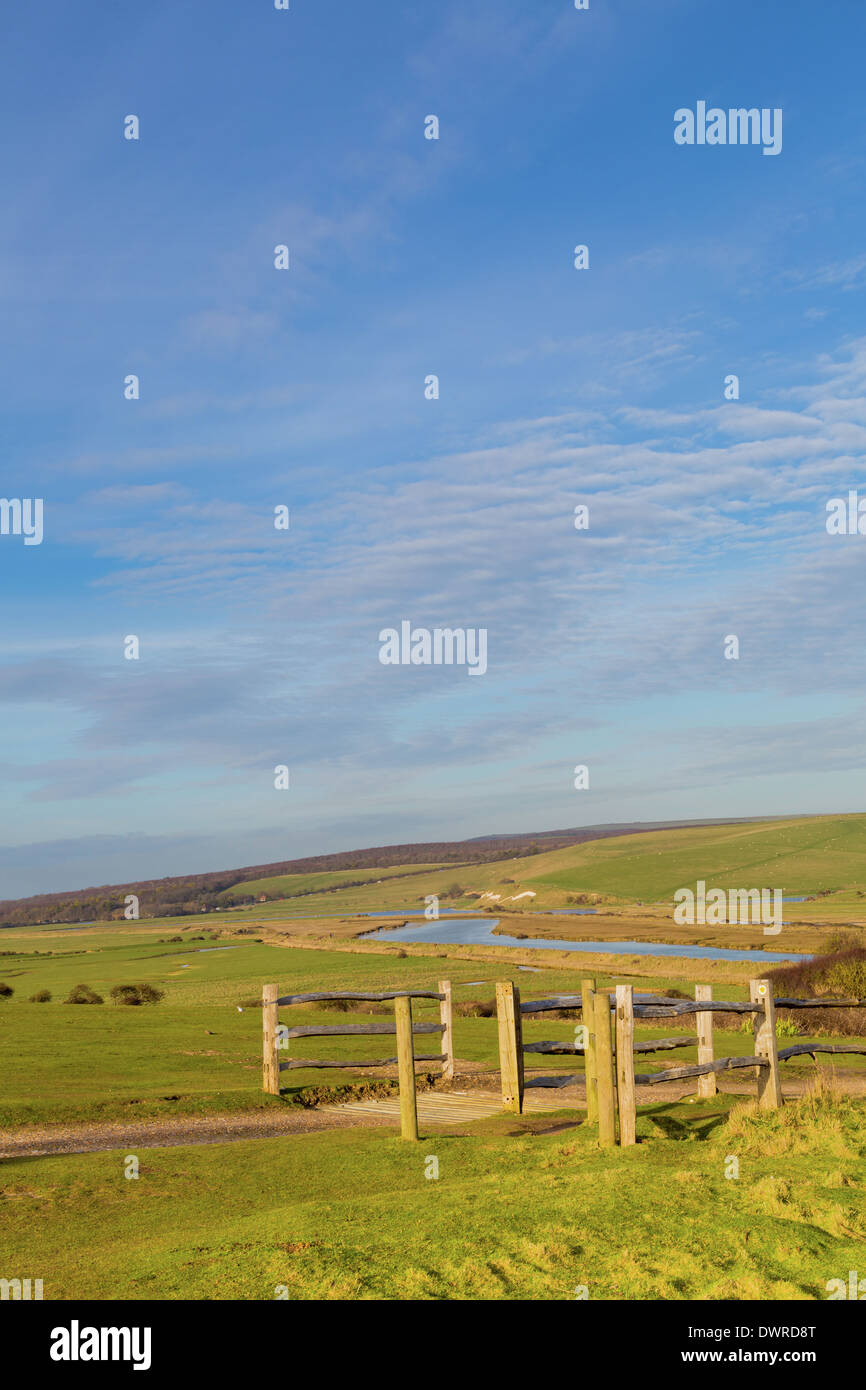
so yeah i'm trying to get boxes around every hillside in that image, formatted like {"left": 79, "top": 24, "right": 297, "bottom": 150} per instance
{"left": 0, "top": 812, "right": 847, "bottom": 927}
{"left": 0, "top": 823, "right": 643, "bottom": 926}
{"left": 219, "top": 863, "right": 448, "bottom": 901}
{"left": 253, "top": 813, "right": 866, "bottom": 918}
{"left": 517, "top": 814, "right": 866, "bottom": 903}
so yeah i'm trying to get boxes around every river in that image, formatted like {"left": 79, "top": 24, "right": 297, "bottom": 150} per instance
{"left": 360, "top": 915, "right": 807, "bottom": 963}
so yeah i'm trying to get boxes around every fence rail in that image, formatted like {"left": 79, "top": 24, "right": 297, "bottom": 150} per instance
{"left": 634, "top": 1054, "right": 770, "bottom": 1085}
{"left": 262, "top": 980, "right": 454, "bottom": 1139}
{"left": 279, "top": 1054, "right": 447, "bottom": 1070}
{"left": 522, "top": 1033, "right": 698, "bottom": 1055}
{"left": 274, "top": 990, "right": 445, "bottom": 1006}
{"left": 632, "top": 996, "right": 864, "bottom": 1018}
{"left": 495, "top": 976, "right": 866, "bottom": 1148}
{"left": 282, "top": 1022, "right": 445, "bottom": 1037}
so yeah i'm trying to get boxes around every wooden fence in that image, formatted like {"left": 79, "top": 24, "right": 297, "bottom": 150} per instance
{"left": 261, "top": 980, "right": 454, "bottom": 1140}
{"left": 496, "top": 977, "right": 866, "bottom": 1148}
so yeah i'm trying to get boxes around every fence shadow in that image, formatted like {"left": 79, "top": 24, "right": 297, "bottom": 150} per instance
{"left": 644, "top": 1103, "right": 729, "bottom": 1142}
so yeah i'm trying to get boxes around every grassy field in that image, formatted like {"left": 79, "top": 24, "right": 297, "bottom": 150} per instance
{"left": 3, "top": 819, "right": 866, "bottom": 1304}
{"left": 200, "top": 813, "right": 866, "bottom": 925}
{"left": 519, "top": 814, "right": 866, "bottom": 903}
{"left": 1, "top": 921, "right": 864, "bottom": 1128}
{"left": 2, "top": 1080, "right": 863, "bottom": 1299}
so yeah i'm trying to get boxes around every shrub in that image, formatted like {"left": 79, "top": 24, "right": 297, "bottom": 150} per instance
{"left": 109, "top": 983, "right": 164, "bottom": 1006}
{"left": 110, "top": 984, "right": 137, "bottom": 1005}
{"left": 29, "top": 989, "right": 51, "bottom": 1003}
{"left": 65, "top": 983, "right": 104, "bottom": 1004}
{"left": 769, "top": 947, "right": 866, "bottom": 1036}
{"left": 455, "top": 999, "right": 496, "bottom": 1018}
{"left": 0, "top": 981, "right": 13, "bottom": 1000}
{"left": 826, "top": 929, "right": 864, "bottom": 955}
{"left": 825, "top": 953, "right": 866, "bottom": 1000}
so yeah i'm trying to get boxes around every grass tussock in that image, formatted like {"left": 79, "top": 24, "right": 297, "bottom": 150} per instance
{"left": 719, "top": 1073, "right": 864, "bottom": 1159}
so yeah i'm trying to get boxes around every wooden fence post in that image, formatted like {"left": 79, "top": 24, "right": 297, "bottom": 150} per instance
{"left": 495, "top": 981, "right": 524, "bottom": 1114}
{"left": 695, "top": 984, "right": 717, "bottom": 1098}
{"left": 615, "top": 985, "right": 636, "bottom": 1146}
{"left": 262, "top": 983, "right": 280, "bottom": 1095}
{"left": 394, "top": 995, "right": 420, "bottom": 1140}
{"left": 581, "top": 977, "right": 597, "bottom": 1124}
{"left": 439, "top": 979, "right": 454, "bottom": 1081}
{"left": 750, "top": 978, "right": 783, "bottom": 1110}
{"left": 593, "top": 992, "right": 616, "bottom": 1148}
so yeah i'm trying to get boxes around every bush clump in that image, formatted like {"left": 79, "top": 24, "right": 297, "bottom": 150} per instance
{"left": 0, "top": 981, "right": 13, "bottom": 1000}
{"left": 769, "top": 947, "right": 866, "bottom": 1036}
{"left": 826, "top": 929, "right": 865, "bottom": 955}
{"left": 66, "top": 983, "right": 104, "bottom": 1005}
{"left": 455, "top": 998, "right": 496, "bottom": 1018}
{"left": 29, "top": 989, "right": 51, "bottom": 1003}
{"left": 109, "top": 983, "right": 165, "bottom": 1006}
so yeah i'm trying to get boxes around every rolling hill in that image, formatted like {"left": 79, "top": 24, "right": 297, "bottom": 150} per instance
{"left": 255, "top": 813, "right": 866, "bottom": 917}
{"left": 2, "top": 812, "right": 860, "bottom": 927}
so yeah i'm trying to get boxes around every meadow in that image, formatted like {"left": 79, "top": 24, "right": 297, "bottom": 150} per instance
{"left": 1, "top": 918, "right": 864, "bottom": 1127}
{"left": 2, "top": 813, "right": 866, "bottom": 1301}
{"left": 2, "top": 1081, "right": 863, "bottom": 1300}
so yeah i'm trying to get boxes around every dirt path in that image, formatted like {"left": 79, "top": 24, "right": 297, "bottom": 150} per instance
{"left": 0, "top": 1106, "right": 399, "bottom": 1160}
{"left": 3, "top": 1066, "right": 864, "bottom": 1160}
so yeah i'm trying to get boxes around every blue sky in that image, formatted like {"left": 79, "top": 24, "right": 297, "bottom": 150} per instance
{"left": 2, "top": 0, "right": 866, "bottom": 897}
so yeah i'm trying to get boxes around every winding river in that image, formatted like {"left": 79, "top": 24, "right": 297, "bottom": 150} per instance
{"left": 360, "top": 915, "right": 807, "bottom": 963}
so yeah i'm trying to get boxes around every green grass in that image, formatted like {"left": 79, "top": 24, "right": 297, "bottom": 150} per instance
{"left": 203, "top": 812, "right": 866, "bottom": 918}
{"left": 1, "top": 923, "right": 862, "bottom": 1127}
{"left": 219, "top": 863, "right": 448, "bottom": 901}
{"left": 2, "top": 914, "right": 865, "bottom": 1303}
{"left": 2, "top": 1083, "right": 863, "bottom": 1299}
{"left": 520, "top": 814, "right": 866, "bottom": 903}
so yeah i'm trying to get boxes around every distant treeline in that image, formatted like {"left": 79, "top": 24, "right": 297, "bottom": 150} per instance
{"left": 0, "top": 831, "right": 588, "bottom": 927}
